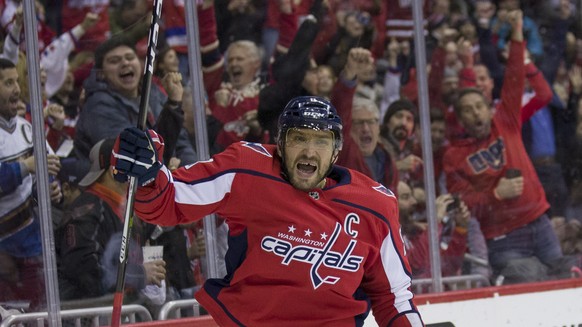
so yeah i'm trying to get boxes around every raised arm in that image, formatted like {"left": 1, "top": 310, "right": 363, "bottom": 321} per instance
{"left": 498, "top": 10, "right": 525, "bottom": 125}
{"left": 198, "top": 0, "right": 224, "bottom": 97}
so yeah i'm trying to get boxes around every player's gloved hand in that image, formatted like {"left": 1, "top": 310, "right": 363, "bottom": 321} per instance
{"left": 111, "top": 127, "right": 165, "bottom": 186}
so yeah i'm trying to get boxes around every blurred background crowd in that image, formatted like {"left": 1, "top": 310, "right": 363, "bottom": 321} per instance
{"left": 1, "top": 0, "right": 582, "bottom": 319}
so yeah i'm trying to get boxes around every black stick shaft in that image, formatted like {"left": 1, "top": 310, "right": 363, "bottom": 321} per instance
{"left": 111, "top": 0, "right": 163, "bottom": 325}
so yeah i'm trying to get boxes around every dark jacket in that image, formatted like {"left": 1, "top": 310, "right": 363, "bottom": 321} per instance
{"left": 257, "top": 14, "right": 320, "bottom": 143}
{"left": 56, "top": 183, "right": 147, "bottom": 300}
{"left": 74, "top": 71, "right": 197, "bottom": 166}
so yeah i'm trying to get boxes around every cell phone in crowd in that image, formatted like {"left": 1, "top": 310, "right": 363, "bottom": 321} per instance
{"left": 446, "top": 194, "right": 460, "bottom": 213}
{"left": 441, "top": 194, "right": 460, "bottom": 251}
{"left": 505, "top": 168, "right": 522, "bottom": 179}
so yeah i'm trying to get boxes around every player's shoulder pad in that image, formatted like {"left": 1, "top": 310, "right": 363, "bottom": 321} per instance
{"left": 211, "top": 142, "right": 277, "bottom": 172}
{"left": 238, "top": 141, "right": 275, "bottom": 158}
{"left": 338, "top": 167, "right": 397, "bottom": 203}
{"left": 347, "top": 168, "right": 395, "bottom": 195}
{"left": 371, "top": 184, "right": 396, "bottom": 198}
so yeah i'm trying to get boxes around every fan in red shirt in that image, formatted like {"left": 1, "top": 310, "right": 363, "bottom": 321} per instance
{"left": 443, "top": 10, "right": 569, "bottom": 282}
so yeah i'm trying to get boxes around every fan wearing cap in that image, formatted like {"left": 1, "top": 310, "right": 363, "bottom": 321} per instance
{"left": 56, "top": 139, "right": 166, "bottom": 300}
{"left": 111, "top": 95, "right": 424, "bottom": 326}
{"left": 380, "top": 99, "right": 423, "bottom": 183}
{"left": 51, "top": 158, "right": 86, "bottom": 228}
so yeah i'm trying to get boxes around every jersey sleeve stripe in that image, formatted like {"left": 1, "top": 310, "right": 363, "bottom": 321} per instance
{"left": 381, "top": 233, "right": 414, "bottom": 291}
{"left": 386, "top": 309, "right": 424, "bottom": 327}
{"left": 135, "top": 167, "right": 172, "bottom": 203}
{"left": 174, "top": 168, "right": 287, "bottom": 186}
{"left": 381, "top": 234, "right": 419, "bottom": 322}
{"left": 174, "top": 172, "right": 235, "bottom": 205}
{"left": 171, "top": 169, "right": 288, "bottom": 206}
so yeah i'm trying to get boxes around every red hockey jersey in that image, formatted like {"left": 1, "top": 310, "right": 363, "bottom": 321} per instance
{"left": 134, "top": 142, "right": 423, "bottom": 326}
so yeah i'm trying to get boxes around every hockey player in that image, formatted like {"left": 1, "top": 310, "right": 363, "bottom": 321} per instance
{"left": 111, "top": 96, "right": 423, "bottom": 326}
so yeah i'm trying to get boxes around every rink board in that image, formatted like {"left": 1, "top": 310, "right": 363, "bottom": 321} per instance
{"left": 122, "top": 279, "right": 582, "bottom": 327}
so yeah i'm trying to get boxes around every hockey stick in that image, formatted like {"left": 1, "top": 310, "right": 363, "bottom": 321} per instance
{"left": 111, "top": 0, "right": 163, "bottom": 325}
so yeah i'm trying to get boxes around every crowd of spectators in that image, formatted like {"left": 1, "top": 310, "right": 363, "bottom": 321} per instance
{"left": 1, "top": 0, "right": 582, "bottom": 317}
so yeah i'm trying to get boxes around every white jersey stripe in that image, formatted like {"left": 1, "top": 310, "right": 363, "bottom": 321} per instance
{"left": 380, "top": 232, "right": 415, "bottom": 313}
{"left": 174, "top": 172, "right": 236, "bottom": 206}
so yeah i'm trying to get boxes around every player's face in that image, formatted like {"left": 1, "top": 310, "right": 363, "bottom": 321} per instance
{"left": 350, "top": 108, "right": 380, "bottom": 156}
{"left": 0, "top": 68, "right": 21, "bottom": 121}
{"left": 457, "top": 92, "right": 493, "bottom": 140}
{"left": 281, "top": 128, "right": 336, "bottom": 191}
{"left": 101, "top": 45, "right": 141, "bottom": 98}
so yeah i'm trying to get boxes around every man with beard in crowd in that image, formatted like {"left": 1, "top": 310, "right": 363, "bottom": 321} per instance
{"left": 380, "top": 99, "right": 423, "bottom": 183}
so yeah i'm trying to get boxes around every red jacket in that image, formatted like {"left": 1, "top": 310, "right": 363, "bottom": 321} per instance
{"left": 443, "top": 41, "right": 549, "bottom": 240}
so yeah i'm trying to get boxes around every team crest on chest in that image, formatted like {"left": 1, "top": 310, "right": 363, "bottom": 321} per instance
{"left": 261, "top": 216, "right": 364, "bottom": 289}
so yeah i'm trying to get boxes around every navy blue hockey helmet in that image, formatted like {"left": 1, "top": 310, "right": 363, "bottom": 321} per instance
{"left": 277, "top": 96, "right": 343, "bottom": 152}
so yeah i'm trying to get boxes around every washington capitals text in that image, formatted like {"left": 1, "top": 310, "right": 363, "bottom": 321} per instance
{"left": 261, "top": 222, "right": 364, "bottom": 289}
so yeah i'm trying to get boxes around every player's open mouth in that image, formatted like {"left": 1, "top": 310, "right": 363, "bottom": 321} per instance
{"left": 297, "top": 162, "right": 317, "bottom": 176}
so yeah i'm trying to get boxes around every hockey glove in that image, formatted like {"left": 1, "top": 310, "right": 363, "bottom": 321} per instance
{"left": 111, "top": 127, "right": 165, "bottom": 186}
